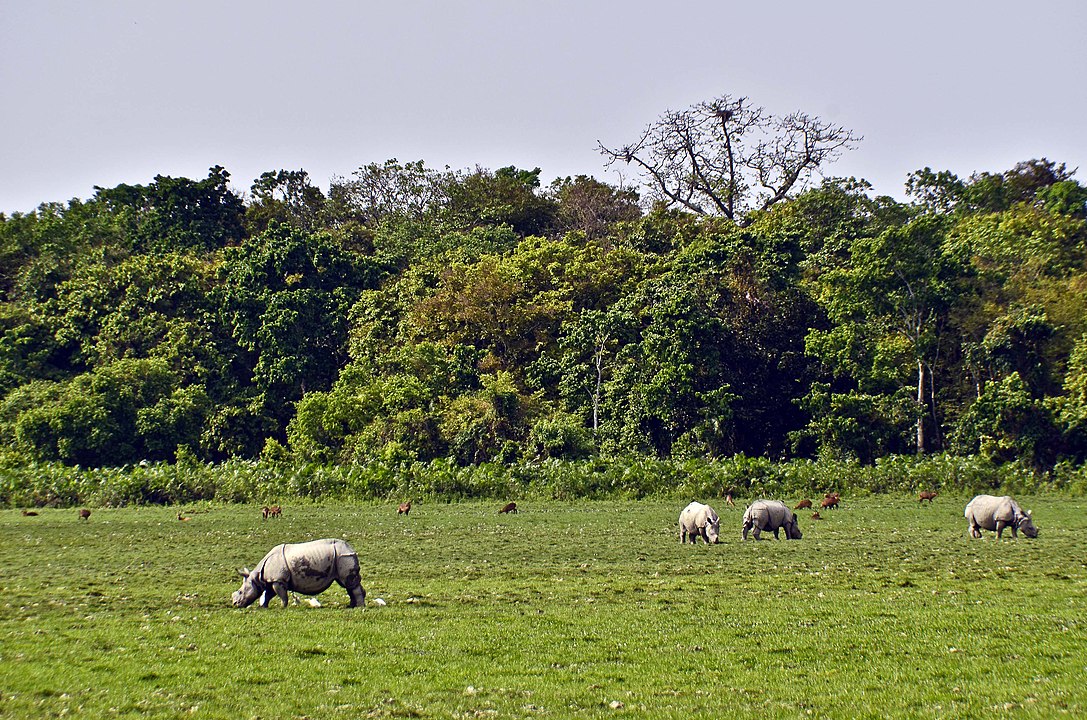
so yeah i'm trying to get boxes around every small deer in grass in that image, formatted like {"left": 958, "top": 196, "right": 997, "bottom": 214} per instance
{"left": 397, "top": 500, "right": 412, "bottom": 515}
{"left": 78, "top": 508, "right": 91, "bottom": 521}
{"left": 794, "top": 499, "right": 813, "bottom": 510}
{"left": 918, "top": 491, "right": 938, "bottom": 504}
{"left": 498, "top": 502, "right": 518, "bottom": 514}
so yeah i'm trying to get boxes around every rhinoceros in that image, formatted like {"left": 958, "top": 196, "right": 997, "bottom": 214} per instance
{"left": 742, "top": 500, "right": 803, "bottom": 540}
{"left": 679, "top": 501, "right": 721, "bottom": 544}
{"left": 964, "top": 495, "right": 1038, "bottom": 539}
{"left": 232, "top": 538, "right": 367, "bottom": 608}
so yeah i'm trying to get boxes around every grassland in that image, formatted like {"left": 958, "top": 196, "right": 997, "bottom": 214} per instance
{"left": 2, "top": 495, "right": 1085, "bottom": 719}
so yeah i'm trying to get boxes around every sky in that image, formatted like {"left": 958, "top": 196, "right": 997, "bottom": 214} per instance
{"left": 2, "top": 0, "right": 1086, "bottom": 215}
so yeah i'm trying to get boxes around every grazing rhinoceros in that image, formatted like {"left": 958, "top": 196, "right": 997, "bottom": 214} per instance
{"left": 964, "top": 495, "right": 1038, "bottom": 539}
{"left": 679, "top": 501, "right": 721, "bottom": 544}
{"left": 232, "top": 538, "right": 367, "bottom": 608}
{"left": 742, "top": 500, "right": 802, "bottom": 540}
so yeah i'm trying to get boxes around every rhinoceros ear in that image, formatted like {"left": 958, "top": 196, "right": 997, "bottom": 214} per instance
{"left": 238, "top": 567, "right": 251, "bottom": 578}
{"left": 1025, "top": 510, "right": 1032, "bottom": 517}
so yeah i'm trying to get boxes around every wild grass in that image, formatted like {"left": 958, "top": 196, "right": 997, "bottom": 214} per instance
{"left": 2, "top": 495, "right": 1085, "bottom": 718}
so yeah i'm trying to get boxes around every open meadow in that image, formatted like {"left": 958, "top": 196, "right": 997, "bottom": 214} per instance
{"left": 2, "top": 495, "right": 1086, "bottom": 719}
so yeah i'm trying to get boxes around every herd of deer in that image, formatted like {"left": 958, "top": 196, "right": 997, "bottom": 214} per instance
{"left": 19, "top": 490, "right": 946, "bottom": 523}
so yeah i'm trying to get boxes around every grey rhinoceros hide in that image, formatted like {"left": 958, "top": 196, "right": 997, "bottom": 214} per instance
{"left": 964, "top": 495, "right": 1038, "bottom": 539}
{"left": 742, "top": 500, "right": 802, "bottom": 540}
{"left": 232, "top": 538, "right": 366, "bottom": 608}
{"left": 679, "top": 501, "right": 721, "bottom": 544}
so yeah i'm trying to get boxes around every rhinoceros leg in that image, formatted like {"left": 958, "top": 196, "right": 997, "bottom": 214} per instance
{"left": 996, "top": 521, "right": 1008, "bottom": 538}
{"left": 271, "top": 581, "right": 290, "bottom": 607}
{"left": 752, "top": 526, "right": 762, "bottom": 540}
{"left": 699, "top": 527, "right": 710, "bottom": 543}
{"left": 773, "top": 528, "right": 781, "bottom": 540}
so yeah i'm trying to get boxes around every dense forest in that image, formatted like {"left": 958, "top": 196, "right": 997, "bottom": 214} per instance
{"left": 2, "top": 100, "right": 1087, "bottom": 475}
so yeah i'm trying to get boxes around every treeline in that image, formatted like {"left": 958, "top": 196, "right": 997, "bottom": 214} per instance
{"left": 1, "top": 158, "right": 1087, "bottom": 475}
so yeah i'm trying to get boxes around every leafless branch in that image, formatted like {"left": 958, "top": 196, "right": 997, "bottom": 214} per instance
{"left": 599, "top": 94, "right": 861, "bottom": 225}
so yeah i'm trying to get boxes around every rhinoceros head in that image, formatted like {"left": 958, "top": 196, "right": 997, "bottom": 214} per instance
{"left": 232, "top": 567, "right": 263, "bottom": 608}
{"left": 705, "top": 517, "right": 721, "bottom": 544}
{"left": 785, "top": 518, "right": 803, "bottom": 540}
{"left": 1017, "top": 511, "right": 1038, "bottom": 538}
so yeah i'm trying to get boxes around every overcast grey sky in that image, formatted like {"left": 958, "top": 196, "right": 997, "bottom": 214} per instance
{"left": 2, "top": 1, "right": 1085, "bottom": 215}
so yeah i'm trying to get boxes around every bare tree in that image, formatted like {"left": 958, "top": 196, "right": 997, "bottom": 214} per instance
{"left": 599, "top": 94, "right": 860, "bottom": 225}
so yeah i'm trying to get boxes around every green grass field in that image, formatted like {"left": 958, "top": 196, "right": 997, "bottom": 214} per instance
{"left": 2, "top": 496, "right": 1085, "bottom": 719}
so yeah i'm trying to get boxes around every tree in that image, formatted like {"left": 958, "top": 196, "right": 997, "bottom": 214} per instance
{"left": 806, "top": 216, "right": 964, "bottom": 455}
{"left": 599, "top": 94, "right": 859, "bottom": 225}
{"left": 217, "top": 224, "right": 374, "bottom": 434}
{"left": 328, "top": 159, "right": 451, "bottom": 225}
{"left": 907, "top": 159, "right": 1077, "bottom": 215}
{"left": 92, "top": 166, "right": 246, "bottom": 252}
{"left": 246, "top": 169, "right": 327, "bottom": 234}
{"left": 1051, "top": 333, "right": 1087, "bottom": 462}
{"left": 549, "top": 175, "right": 641, "bottom": 240}
{"left": 0, "top": 358, "right": 207, "bottom": 466}
{"left": 948, "top": 372, "right": 1055, "bottom": 467}
{"left": 442, "top": 166, "right": 557, "bottom": 236}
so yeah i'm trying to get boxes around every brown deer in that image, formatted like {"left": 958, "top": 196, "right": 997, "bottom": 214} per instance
{"left": 794, "top": 499, "right": 813, "bottom": 510}
{"left": 820, "top": 493, "right": 840, "bottom": 510}
{"left": 397, "top": 501, "right": 412, "bottom": 515}
{"left": 810, "top": 511, "right": 823, "bottom": 520}
{"left": 498, "top": 502, "right": 518, "bottom": 514}
{"left": 78, "top": 508, "right": 91, "bottom": 521}
{"left": 21, "top": 509, "right": 39, "bottom": 516}
{"left": 918, "top": 491, "right": 938, "bottom": 504}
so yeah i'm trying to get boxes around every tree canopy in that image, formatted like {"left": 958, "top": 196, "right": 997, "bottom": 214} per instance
{"left": 2, "top": 110, "right": 1086, "bottom": 472}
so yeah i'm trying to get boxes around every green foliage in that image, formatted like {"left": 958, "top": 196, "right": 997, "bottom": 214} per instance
{"left": 443, "top": 165, "right": 557, "bottom": 236}
{"left": 2, "top": 157, "right": 1087, "bottom": 473}
{"left": 0, "top": 358, "right": 208, "bottom": 466}
{"left": 525, "top": 413, "right": 595, "bottom": 460}
{"left": 91, "top": 165, "right": 246, "bottom": 252}
{"left": 1050, "top": 333, "right": 1087, "bottom": 463}
{"left": 0, "top": 455, "right": 1062, "bottom": 510}
{"left": 217, "top": 223, "right": 374, "bottom": 428}
{"left": 949, "top": 373, "right": 1056, "bottom": 466}
{"left": 549, "top": 174, "right": 642, "bottom": 239}
{"left": 245, "top": 168, "right": 327, "bottom": 234}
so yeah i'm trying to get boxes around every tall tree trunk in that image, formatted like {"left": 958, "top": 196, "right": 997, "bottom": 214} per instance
{"left": 916, "top": 359, "right": 926, "bottom": 454}
{"left": 927, "top": 361, "right": 943, "bottom": 450}
{"left": 592, "top": 335, "right": 607, "bottom": 432}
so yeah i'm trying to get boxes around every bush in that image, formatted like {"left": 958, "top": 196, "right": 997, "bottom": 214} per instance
{"left": 0, "top": 454, "right": 1066, "bottom": 509}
